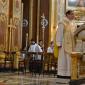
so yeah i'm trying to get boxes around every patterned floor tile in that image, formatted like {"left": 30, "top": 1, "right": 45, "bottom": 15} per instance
{"left": 0, "top": 72, "right": 70, "bottom": 85}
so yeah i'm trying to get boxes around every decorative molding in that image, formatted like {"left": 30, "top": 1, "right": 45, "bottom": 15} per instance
{"left": 12, "top": 0, "right": 22, "bottom": 50}
{"left": 57, "top": 0, "right": 65, "bottom": 22}
{"left": 0, "top": 0, "right": 9, "bottom": 51}
{"left": 0, "top": 0, "right": 9, "bottom": 14}
{"left": 13, "top": 0, "right": 21, "bottom": 17}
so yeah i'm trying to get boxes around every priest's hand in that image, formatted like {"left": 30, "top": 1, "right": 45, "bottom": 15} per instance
{"left": 58, "top": 46, "right": 62, "bottom": 48}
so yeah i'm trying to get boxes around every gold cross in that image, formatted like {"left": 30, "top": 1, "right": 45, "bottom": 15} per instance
{"left": 8, "top": 18, "right": 16, "bottom": 29}
{"left": 7, "top": 18, "right": 16, "bottom": 51}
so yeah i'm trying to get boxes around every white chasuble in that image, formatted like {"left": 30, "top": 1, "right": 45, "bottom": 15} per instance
{"left": 56, "top": 17, "right": 77, "bottom": 76}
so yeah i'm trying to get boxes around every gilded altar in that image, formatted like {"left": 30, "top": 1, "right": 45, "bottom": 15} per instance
{"left": 71, "top": 23, "right": 85, "bottom": 80}
{"left": 0, "top": 0, "right": 23, "bottom": 69}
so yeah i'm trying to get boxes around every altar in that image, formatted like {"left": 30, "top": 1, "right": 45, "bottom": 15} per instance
{"left": 70, "top": 23, "right": 85, "bottom": 85}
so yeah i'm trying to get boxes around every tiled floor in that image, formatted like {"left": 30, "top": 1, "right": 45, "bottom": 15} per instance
{"left": 0, "top": 72, "right": 70, "bottom": 85}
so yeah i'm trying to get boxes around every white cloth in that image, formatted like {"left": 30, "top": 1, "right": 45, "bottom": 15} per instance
{"left": 28, "top": 43, "right": 43, "bottom": 60}
{"left": 47, "top": 47, "right": 53, "bottom": 53}
{"left": 56, "top": 18, "right": 77, "bottom": 76}
{"left": 28, "top": 44, "right": 36, "bottom": 52}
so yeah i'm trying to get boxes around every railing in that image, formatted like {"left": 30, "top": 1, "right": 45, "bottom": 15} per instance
{"left": 23, "top": 52, "right": 57, "bottom": 75}
{"left": 0, "top": 51, "right": 57, "bottom": 75}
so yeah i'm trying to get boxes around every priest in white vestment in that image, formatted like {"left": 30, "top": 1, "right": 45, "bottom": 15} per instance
{"left": 47, "top": 41, "right": 54, "bottom": 53}
{"left": 56, "top": 10, "right": 77, "bottom": 78}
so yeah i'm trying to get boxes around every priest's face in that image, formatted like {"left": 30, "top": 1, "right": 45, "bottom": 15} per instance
{"left": 67, "top": 12, "right": 75, "bottom": 20}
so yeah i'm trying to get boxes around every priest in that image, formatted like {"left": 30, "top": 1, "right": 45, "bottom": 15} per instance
{"left": 56, "top": 10, "right": 77, "bottom": 78}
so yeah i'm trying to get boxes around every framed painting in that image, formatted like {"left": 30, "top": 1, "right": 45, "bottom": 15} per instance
{"left": 66, "top": 0, "right": 85, "bottom": 10}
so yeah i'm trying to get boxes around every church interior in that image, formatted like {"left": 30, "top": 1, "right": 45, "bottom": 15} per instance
{"left": 0, "top": 0, "right": 85, "bottom": 85}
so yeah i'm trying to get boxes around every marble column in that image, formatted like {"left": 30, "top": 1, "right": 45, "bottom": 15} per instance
{"left": 28, "top": 0, "right": 33, "bottom": 42}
